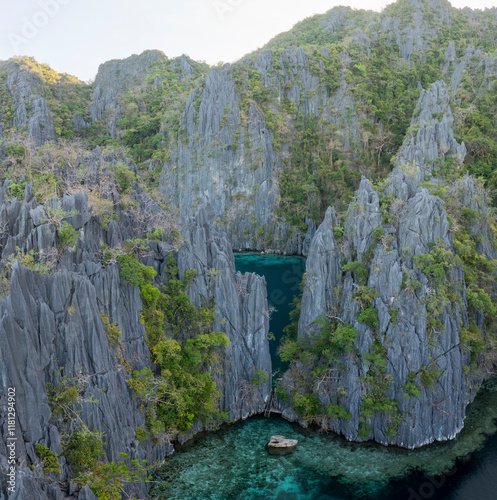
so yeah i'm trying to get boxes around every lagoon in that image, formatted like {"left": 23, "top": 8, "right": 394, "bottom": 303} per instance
{"left": 151, "top": 253, "right": 497, "bottom": 500}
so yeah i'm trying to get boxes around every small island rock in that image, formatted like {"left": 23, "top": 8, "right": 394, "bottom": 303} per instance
{"left": 266, "top": 435, "right": 298, "bottom": 455}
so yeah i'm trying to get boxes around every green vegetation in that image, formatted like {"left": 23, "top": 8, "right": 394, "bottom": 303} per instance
{"left": 359, "top": 338, "right": 403, "bottom": 438}
{"left": 114, "top": 162, "right": 137, "bottom": 191}
{"left": 8, "top": 178, "right": 26, "bottom": 200}
{"left": 116, "top": 245, "right": 231, "bottom": 434}
{"left": 3, "top": 0, "right": 497, "bottom": 460}
{"left": 0, "top": 57, "right": 92, "bottom": 139}
{"left": 57, "top": 221, "right": 78, "bottom": 250}
{"left": 262, "top": 8, "right": 374, "bottom": 53}
{"left": 118, "top": 56, "right": 209, "bottom": 163}
{"left": 414, "top": 240, "right": 461, "bottom": 337}
{"left": 310, "top": 318, "right": 358, "bottom": 359}
{"left": 277, "top": 115, "right": 360, "bottom": 230}
{"left": 6, "top": 247, "right": 51, "bottom": 274}
{"left": 65, "top": 429, "right": 105, "bottom": 473}
{"left": 277, "top": 302, "right": 357, "bottom": 423}
{"left": 5, "top": 143, "right": 26, "bottom": 161}
{"left": 63, "top": 429, "right": 149, "bottom": 500}
{"left": 341, "top": 261, "right": 368, "bottom": 285}
{"left": 100, "top": 314, "right": 122, "bottom": 352}
{"left": 46, "top": 371, "right": 85, "bottom": 421}
{"left": 358, "top": 307, "right": 379, "bottom": 329}
{"left": 419, "top": 362, "right": 440, "bottom": 390}
{"left": 251, "top": 369, "right": 269, "bottom": 387}
{"left": 280, "top": 316, "right": 357, "bottom": 366}
{"left": 354, "top": 286, "right": 379, "bottom": 329}
{"left": 282, "top": 273, "right": 307, "bottom": 338}
{"left": 35, "top": 444, "right": 61, "bottom": 475}
{"left": 135, "top": 426, "right": 149, "bottom": 443}
{"left": 76, "top": 454, "right": 149, "bottom": 500}
{"left": 45, "top": 370, "right": 150, "bottom": 499}
{"left": 402, "top": 372, "right": 421, "bottom": 398}
{"left": 116, "top": 253, "right": 156, "bottom": 287}
{"left": 455, "top": 74, "right": 497, "bottom": 206}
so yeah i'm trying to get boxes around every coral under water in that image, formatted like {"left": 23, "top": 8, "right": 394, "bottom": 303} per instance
{"left": 150, "top": 377, "right": 497, "bottom": 500}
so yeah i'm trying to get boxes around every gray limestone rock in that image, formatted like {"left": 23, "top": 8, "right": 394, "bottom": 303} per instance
{"left": 298, "top": 207, "right": 340, "bottom": 337}
{"left": 159, "top": 46, "right": 359, "bottom": 254}
{"left": 281, "top": 172, "right": 485, "bottom": 447}
{"left": 90, "top": 50, "right": 166, "bottom": 137}
{"left": 385, "top": 80, "right": 466, "bottom": 201}
{"left": 178, "top": 209, "right": 272, "bottom": 422}
{"left": 380, "top": 0, "right": 452, "bottom": 63}
{"left": 320, "top": 7, "right": 357, "bottom": 33}
{"left": 275, "top": 52, "right": 495, "bottom": 447}
{"left": 0, "top": 59, "right": 55, "bottom": 146}
{"left": 0, "top": 180, "right": 272, "bottom": 497}
{"left": 283, "top": 108, "right": 491, "bottom": 448}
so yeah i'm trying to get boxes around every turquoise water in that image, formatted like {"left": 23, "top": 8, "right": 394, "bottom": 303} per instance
{"left": 149, "top": 253, "right": 497, "bottom": 499}
{"left": 150, "top": 377, "right": 497, "bottom": 499}
{"left": 233, "top": 252, "right": 306, "bottom": 373}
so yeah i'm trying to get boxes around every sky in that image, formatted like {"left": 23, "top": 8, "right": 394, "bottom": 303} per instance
{"left": 0, "top": 0, "right": 496, "bottom": 82}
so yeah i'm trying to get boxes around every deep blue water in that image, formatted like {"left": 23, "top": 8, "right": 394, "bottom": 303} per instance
{"left": 149, "top": 254, "right": 497, "bottom": 500}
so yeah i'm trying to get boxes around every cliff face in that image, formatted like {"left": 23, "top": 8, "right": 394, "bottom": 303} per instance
{"left": 0, "top": 150, "right": 271, "bottom": 498}
{"left": 384, "top": 80, "right": 466, "bottom": 201}
{"left": 2, "top": 2, "right": 497, "bottom": 256}
{"left": 0, "top": 59, "right": 55, "bottom": 146}
{"left": 90, "top": 50, "right": 167, "bottom": 138}
{"left": 178, "top": 210, "right": 271, "bottom": 423}
{"left": 0, "top": 0, "right": 496, "bottom": 473}
{"left": 379, "top": 0, "right": 454, "bottom": 63}
{"left": 0, "top": 184, "right": 158, "bottom": 499}
{"left": 155, "top": 0, "right": 464, "bottom": 254}
{"left": 279, "top": 80, "right": 496, "bottom": 448}
{"left": 158, "top": 47, "right": 355, "bottom": 254}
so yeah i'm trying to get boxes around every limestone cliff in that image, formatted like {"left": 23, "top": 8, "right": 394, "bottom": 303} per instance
{"left": 0, "top": 150, "right": 271, "bottom": 498}
{"left": 0, "top": 0, "right": 496, "bottom": 470}
{"left": 278, "top": 80, "right": 497, "bottom": 448}
{"left": 0, "top": 58, "right": 55, "bottom": 146}
{"left": 2, "top": 2, "right": 497, "bottom": 256}
{"left": 90, "top": 50, "right": 167, "bottom": 138}
{"left": 158, "top": 48, "right": 355, "bottom": 254}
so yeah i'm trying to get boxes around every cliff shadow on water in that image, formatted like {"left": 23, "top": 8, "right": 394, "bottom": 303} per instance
{"left": 233, "top": 252, "right": 306, "bottom": 375}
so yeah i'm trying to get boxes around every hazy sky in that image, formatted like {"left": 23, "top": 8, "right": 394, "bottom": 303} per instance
{"left": 1, "top": 0, "right": 496, "bottom": 81}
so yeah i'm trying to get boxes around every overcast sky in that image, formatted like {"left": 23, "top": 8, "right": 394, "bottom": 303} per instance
{"left": 1, "top": 0, "right": 496, "bottom": 81}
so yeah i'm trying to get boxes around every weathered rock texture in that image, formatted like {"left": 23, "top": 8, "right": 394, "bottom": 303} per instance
{"left": 385, "top": 80, "right": 466, "bottom": 200}
{"left": 0, "top": 0, "right": 495, "bottom": 476}
{"left": 0, "top": 152, "right": 271, "bottom": 498}
{"left": 90, "top": 50, "right": 166, "bottom": 138}
{"left": 379, "top": 0, "right": 453, "bottom": 63}
{"left": 278, "top": 80, "right": 495, "bottom": 448}
{"left": 178, "top": 209, "right": 271, "bottom": 423}
{"left": 156, "top": 0, "right": 476, "bottom": 254}
{"left": 158, "top": 47, "right": 354, "bottom": 254}
{"left": 2, "top": 3, "right": 496, "bottom": 256}
{"left": 0, "top": 58, "right": 55, "bottom": 146}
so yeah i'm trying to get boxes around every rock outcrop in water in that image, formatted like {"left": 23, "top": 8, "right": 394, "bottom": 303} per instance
{"left": 0, "top": 150, "right": 270, "bottom": 498}
{"left": 277, "top": 80, "right": 497, "bottom": 448}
